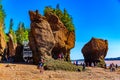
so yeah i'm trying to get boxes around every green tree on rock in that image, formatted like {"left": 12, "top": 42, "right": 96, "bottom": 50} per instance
{"left": 61, "top": 9, "right": 74, "bottom": 31}
{"left": 0, "top": 1, "right": 7, "bottom": 42}
{"left": 44, "top": 6, "right": 53, "bottom": 15}
{"left": 44, "top": 4, "right": 75, "bottom": 32}
{"left": 54, "top": 4, "right": 63, "bottom": 20}
{"left": 0, "top": 2, "right": 5, "bottom": 24}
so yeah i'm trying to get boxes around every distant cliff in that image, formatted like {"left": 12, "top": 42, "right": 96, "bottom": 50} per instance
{"left": 105, "top": 57, "right": 120, "bottom": 60}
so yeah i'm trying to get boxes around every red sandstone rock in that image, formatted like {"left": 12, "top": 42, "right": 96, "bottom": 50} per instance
{"left": 29, "top": 11, "right": 55, "bottom": 64}
{"left": 82, "top": 37, "right": 108, "bottom": 67}
{"left": 29, "top": 10, "right": 75, "bottom": 63}
{"left": 45, "top": 12, "right": 75, "bottom": 61}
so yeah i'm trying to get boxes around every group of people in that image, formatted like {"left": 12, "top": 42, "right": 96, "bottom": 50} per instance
{"left": 109, "top": 63, "right": 118, "bottom": 72}
{"left": 73, "top": 61, "right": 86, "bottom": 71}
{"left": 73, "top": 61, "right": 119, "bottom": 72}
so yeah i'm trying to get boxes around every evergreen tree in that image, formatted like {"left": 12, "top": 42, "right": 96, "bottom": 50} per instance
{"left": 0, "top": 0, "right": 7, "bottom": 43}
{"left": 9, "top": 18, "right": 17, "bottom": 43}
{"left": 16, "top": 22, "right": 29, "bottom": 45}
{"left": 61, "top": 9, "right": 74, "bottom": 31}
{"left": 24, "top": 29, "right": 29, "bottom": 42}
{"left": 44, "top": 6, "right": 53, "bottom": 15}
{"left": 54, "top": 4, "right": 63, "bottom": 20}
{"left": 56, "top": 4, "right": 60, "bottom": 10}
{"left": 44, "top": 4, "right": 75, "bottom": 32}
{"left": 0, "top": 1, "right": 5, "bottom": 24}
{"left": 9, "top": 19, "right": 13, "bottom": 32}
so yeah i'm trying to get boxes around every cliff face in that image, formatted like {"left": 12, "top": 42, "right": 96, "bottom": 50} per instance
{"left": 82, "top": 38, "right": 108, "bottom": 67}
{"left": 0, "top": 26, "right": 6, "bottom": 55}
{"left": 29, "top": 11, "right": 75, "bottom": 64}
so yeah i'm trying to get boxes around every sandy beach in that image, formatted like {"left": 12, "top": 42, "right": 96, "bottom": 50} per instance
{"left": 0, "top": 63, "right": 120, "bottom": 80}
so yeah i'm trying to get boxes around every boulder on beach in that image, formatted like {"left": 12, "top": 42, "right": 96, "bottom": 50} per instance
{"left": 82, "top": 37, "right": 108, "bottom": 67}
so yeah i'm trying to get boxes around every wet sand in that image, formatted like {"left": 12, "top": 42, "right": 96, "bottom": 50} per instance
{"left": 105, "top": 60, "right": 120, "bottom": 66}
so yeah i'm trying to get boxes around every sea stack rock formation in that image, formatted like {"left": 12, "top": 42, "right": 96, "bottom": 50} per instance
{"left": 82, "top": 37, "right": 108, "bottom": 67}
{"left": 29, "top": 11, "right": 55, "bottom": 64}
{"left": 29, "top": 10, "right": 75, "bottom": 64}
{"left": 45, "top": 12, "right": 75, "bottom": 61}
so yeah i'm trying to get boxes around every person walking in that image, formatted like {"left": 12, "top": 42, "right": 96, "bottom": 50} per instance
{"left": 82, "top": 63, "right": 86, "bottom": 71}
{"left": 116, "top": 64, "right": 118, "bottom": 69}
{"left": 38, "top": 58, "right": 44, "bottom": 73}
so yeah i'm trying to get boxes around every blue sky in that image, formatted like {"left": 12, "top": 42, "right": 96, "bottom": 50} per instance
{"left": 2, "top": 0, "right": 120, "bottom": 60}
